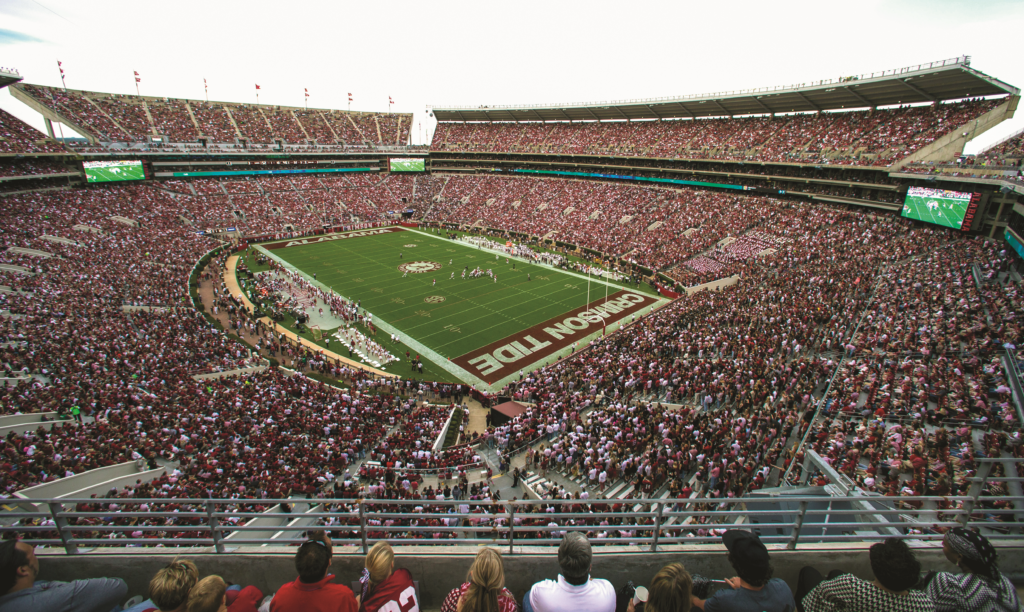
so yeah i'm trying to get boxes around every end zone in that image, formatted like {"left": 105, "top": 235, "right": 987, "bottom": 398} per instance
{"left": 261, "top": 226, "right": 406, "bottom": 250}
{"left": 452, "top": 289, "right": 661, "bottom": 384}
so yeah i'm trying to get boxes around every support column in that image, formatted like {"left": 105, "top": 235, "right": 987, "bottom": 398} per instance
{"left": 990, "top": 200, "right": 1007, "bottom": 239}
{"left": 44, "top": 118, "right": 55, "bottom": 139}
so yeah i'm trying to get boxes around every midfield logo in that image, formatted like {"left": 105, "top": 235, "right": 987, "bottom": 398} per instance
{"left": 399, "top": 261, "right": 442, "bottom": 274}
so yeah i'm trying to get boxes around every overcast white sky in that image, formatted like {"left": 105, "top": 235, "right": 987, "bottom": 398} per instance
{"left": 1, "top": 0, "right": 1021, "bottom": 151}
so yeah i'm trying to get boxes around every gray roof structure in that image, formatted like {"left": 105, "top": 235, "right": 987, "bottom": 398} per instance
{"left": 430, "top": 56, "right": 1019, "bottom": 123}
{"left": 0, "top": 69, "right": 24, "bottom": 91}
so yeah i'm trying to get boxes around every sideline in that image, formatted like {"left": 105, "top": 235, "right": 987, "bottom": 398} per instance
{"left": 223, "top": 255, "right": 397, "bottom": 379}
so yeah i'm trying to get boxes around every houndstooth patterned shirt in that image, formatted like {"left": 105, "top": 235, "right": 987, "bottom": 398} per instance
{"left": 925, "top": 571, "right": 1023, "bottom": 612}
{"left": 802, "top": 574, "right": 934, "bottom": 612}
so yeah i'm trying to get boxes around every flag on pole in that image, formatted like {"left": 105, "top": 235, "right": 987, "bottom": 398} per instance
{"left": 134, "top": 71, "right": 139, "bottom": 76}
{"left": 255, "top": 84, "right": 261, "bottom": 90}
{"left": 57, "top": 60, "right": 66, "bottom": 90}
{"left": 304, "top": 88, "right": 309, "bottom": 97}
{"left": 135, "top": 77, "right": 141, "bottom": 83}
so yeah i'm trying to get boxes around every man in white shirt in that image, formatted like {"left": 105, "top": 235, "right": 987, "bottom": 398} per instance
{"left": 524, "top": 532, "right": 615, "bottom": 612}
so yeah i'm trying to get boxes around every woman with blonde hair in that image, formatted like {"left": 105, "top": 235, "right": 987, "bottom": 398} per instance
{"left": 440, "top": 548, "right": 518, "bottom": 612}
{"left": 356, "top": 541, "right": 419, "bottom": 612}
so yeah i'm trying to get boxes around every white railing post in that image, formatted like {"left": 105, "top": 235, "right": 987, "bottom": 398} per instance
{"left": 48, "top": 502, "right": 78, "bottom": 555}
{"left": 787, "top": 501, "right": 809, "bottom": 550}
{"left": 507, "top": 501, "right": 516, "bottom": 555}
{"left": 359, "top": 500, "right": 369, "bottom": 554}
{"left": 651, "top": 502, "right": 664, "bottom": 552}
{"left": 962, "top": 462, "right": 993, "bottom": 527}
{"left": 206, "top": 501, "right": 224, "bottom": 553}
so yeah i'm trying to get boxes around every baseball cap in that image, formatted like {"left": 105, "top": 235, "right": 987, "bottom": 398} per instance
{"left": 722, "top": 530, "right": 771, "bottom": 578}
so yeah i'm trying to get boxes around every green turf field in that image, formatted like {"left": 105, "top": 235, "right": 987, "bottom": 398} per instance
{"left": 253, "top": 227, "right": 665, "bottom": 389}
{"left": 900, "top": 187, "right": 970, "bottom": 230}
{"left": 84, "top": 160, "right": 146, "bottom": 183}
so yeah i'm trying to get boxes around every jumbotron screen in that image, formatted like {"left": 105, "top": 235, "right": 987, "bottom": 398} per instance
{"left": 900, "top": 186, "right": 979, "bottom": 231}
{"left": 83, "top": 160, "right": 145, "bottom": 183}
{"left": 389, "top": 158, "right": 425, "bottom": 172}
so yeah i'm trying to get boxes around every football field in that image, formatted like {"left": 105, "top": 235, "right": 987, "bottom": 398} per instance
{"left": 254, "top": 227, "right": 666, "bottom": 390}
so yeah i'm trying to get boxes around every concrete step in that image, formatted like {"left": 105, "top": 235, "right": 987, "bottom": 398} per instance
{"left": 615, "top": 484, "right": 636, "bottom": 500}
{"left": 605, "top": 481, "right": 629, "bottom": 498}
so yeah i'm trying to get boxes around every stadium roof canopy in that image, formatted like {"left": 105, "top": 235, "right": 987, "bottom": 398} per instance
{"left": 430, "top": 56, "right": 1020, "bottom": 123}
{"left": 0, "top": 69, "right": 24, "bottom": 90}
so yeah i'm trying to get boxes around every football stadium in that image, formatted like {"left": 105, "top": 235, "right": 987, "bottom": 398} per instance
{"left": 0, "top": 3, "right": 1023, "bottom": 610}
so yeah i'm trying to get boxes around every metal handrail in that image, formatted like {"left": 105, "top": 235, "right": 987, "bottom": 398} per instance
{"left": 6, "top": 485, "right": 1023, "bottom": 555}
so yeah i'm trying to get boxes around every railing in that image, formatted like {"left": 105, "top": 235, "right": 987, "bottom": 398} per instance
{"left": 5, "top": 460, "right": 1020, "bottom": 555}
{"left": 1002, "top": 346, "right": 1024, "bottom": 425}
{"left": 428, "top": 57, "right": 970, "bottom": 112}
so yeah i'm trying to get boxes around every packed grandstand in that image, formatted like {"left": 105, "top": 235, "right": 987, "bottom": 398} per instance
{"left": 0, "top": 55, "right": 1022, "bottom": 602}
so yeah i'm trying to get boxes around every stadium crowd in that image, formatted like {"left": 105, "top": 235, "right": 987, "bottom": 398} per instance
{"left": 0, "top": 108, "right": 65, "bottom": 154}
{"left": 0, "top": 165, "right": 1018, "bottom": 557}
{"left": 14, "top": 84, "right": 412, "bottom": 146}
{"left": 432, "top": 99, "right": 1002, "bottom": 166}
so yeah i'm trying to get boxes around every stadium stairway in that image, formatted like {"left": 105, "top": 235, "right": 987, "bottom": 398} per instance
{"left": 519, "top": 469, "right": 730, "bottom": 530}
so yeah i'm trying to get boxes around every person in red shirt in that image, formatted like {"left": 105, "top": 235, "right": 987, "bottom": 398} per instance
{"left": 270, "top": 532, "right": 357, "bottom": 612}
{"left": 356, "top": 541, "right": 419, "bottom": 612}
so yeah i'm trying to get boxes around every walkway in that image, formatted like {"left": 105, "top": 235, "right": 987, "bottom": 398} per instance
{"left": 222, "top": 255, "right": 395, "bottom": 378}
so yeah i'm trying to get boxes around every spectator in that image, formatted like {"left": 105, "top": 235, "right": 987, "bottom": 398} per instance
{"left": 440, "top": 547, "right": 518, "bottom": 612}
{"left": 923, "top": 528, "right": 1022, "bottom": 612}
{"left": 629, "top": 563, "right": 693, "bottom": 612}
{"left": 270, "top": 532, "right": 356, "bottom": 612}
{"left": 356, "top": 541, "right": 419, "bottom": 612}
{"left": 0, "top": 538, "right": 127, "bottom": 612}
{"left": 691, "top": 530, "right": 795, "bottom": 612}
{"left": 796, "top": 538, "right": 933, "bottom": 612}
{"left": 127, "top": 558, "right": 199, "bottom": 612}
{"left": 523, "top": 532, "right": 615, "bottom": 612}
{"left": 186, "top": 576, "right": 262, "bottom": 612}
